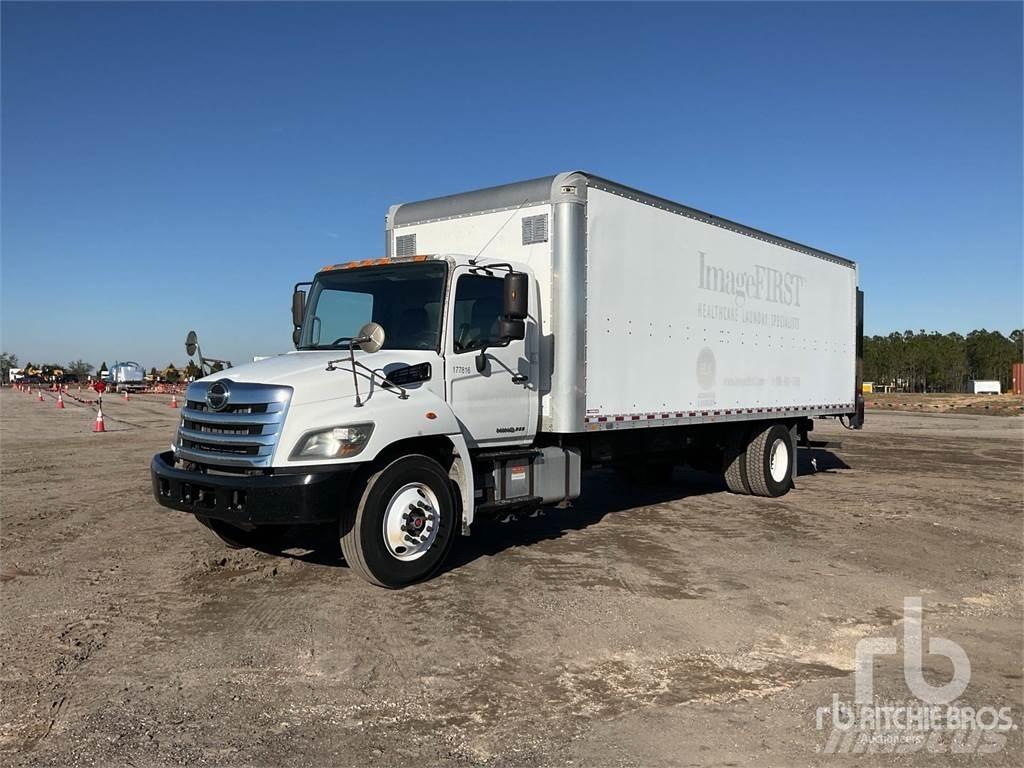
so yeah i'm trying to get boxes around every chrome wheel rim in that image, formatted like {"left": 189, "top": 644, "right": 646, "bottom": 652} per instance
{"left": 769, "top": 438, "right": 789, "bottom": 483}
{"left": 382, "top": 482, "right": 440, "bottom": 561}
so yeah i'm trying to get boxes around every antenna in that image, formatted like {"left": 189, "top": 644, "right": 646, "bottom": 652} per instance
{"left": 470, "top": 197, "right": 529, "bottom": 265}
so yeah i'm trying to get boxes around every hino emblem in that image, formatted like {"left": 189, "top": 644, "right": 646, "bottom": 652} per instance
{"left": 206, "top": 381, "right": 230, "bottom": 411}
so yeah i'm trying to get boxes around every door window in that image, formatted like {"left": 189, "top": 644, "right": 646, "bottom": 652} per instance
{"left": 452, "top": 275, "right": 505, "bottom": 353}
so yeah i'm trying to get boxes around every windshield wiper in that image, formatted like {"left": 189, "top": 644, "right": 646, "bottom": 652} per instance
{"left": 297, "top": 341, "right": 351, "bottom": 351}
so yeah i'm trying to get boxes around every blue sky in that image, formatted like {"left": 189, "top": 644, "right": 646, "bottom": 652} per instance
{"left": 2, "top": 1, "right": 1021, "bottom": 369}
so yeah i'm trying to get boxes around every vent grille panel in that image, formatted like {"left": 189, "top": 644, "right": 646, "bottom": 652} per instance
{"left": 395, "top": 233, "right": 417, "bottom": 257}
{"left": 522, "top": 214, "right": 549, "bottom": 245}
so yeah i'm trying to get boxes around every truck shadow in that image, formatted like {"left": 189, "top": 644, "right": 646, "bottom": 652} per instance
{"left": 797, "top": 448, "right": 850, "bottom": 473}
{"left": 265, "top": 467, "right": 724, "bottom": 570}
{"left": 444, "top": 467, "right": 725, "bottom": 572}
{"left": 264, "top": 449, "right": 850, "bottom": 573}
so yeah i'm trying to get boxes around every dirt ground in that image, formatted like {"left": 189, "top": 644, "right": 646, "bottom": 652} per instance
{"left": 866, "top": 392, "right": 1024, "bottom": 416}
{"left": 2, "top": 387, "right": 1022, "bottom": 767}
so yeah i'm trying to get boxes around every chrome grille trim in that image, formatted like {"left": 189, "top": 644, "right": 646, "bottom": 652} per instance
{"left": 180, "top": 408, "right": 283, "bottom": 426}
{"left": 175, "top": 380, "right": 292, "bottom": 469}
{"left": 177, "top": 427, "right": 279, "bottom": 447}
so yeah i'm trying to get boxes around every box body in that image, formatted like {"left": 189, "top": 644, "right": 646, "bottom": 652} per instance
{"left": 387, "top": 172, "right": 859, "bottom": 434}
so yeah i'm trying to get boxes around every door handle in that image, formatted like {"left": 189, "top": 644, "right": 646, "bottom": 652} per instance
{"left": 511, "top": 374, "right": 528, "bottom": 385}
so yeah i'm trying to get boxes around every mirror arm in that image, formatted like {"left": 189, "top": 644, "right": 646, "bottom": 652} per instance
{"left": 475, "top": 343, "right": 489, "bottom": 374}
{"left": 348, "top": 340, "right": 362, "bottom": 407}
{"left": 325, "top": 339, "right": 409, "bottom": 404}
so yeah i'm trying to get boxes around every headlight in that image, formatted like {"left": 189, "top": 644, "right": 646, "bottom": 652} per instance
{"left": 290, "top": 423, "right": 374, "bottom": 460}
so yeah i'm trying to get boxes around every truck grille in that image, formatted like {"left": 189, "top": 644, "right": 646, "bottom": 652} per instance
{"left": 175, "top": 380, "right": 292, "bottom": 469}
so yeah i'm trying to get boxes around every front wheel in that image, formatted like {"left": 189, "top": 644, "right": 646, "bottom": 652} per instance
{"left": 340, "top": 455, "right": 457, "bottom": 588}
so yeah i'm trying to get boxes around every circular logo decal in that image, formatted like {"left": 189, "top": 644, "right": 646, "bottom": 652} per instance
{"left": 206, "top": 381, "right": 231, "bottom": 411}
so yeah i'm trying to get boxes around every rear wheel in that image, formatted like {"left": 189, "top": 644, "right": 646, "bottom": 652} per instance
{"left": 744, "top": 423, "right": 793, "bottom": 497}
{"left": 722, "top": 427, "right": 751, "bottom": 494}
{"left": 340, "top": 455, "right": 457, "bottom": 588}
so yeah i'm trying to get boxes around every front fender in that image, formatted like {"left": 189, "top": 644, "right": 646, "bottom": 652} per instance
{"left": 273, "top": 389, "right": 477, "bottom": 532}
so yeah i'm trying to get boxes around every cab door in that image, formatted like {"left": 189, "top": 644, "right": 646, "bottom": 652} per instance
{"left": 445, "top": 266, "right": 536, "bottom": 447}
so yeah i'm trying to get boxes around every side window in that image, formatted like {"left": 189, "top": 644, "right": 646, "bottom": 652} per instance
{"left": 452, "top": 275, "right": 505, "bottom": 353}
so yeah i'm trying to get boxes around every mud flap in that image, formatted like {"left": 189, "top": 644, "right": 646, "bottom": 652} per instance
{"left": 789, "top": 423, "right": 799, "bottom": 488}
{"left": 447, "top": 433, "right": 475, "bottom": 536}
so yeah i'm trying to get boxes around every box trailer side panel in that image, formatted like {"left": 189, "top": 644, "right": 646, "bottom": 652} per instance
{"left": 584, "top": 185, "right": 857, "bottom": 421}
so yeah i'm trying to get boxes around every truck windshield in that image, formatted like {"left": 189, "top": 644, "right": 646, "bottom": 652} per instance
{"left": 298, "top": 261, "right": 448, "bottom": 351}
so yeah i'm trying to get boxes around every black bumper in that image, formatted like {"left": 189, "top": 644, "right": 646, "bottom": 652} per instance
{"left": 150, "top": 451, "right": 356, "bottom": 525}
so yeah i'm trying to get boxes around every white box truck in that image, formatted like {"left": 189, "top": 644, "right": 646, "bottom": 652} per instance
{"left": 969, "top": 380, "right": 1000, "bottom": 395}
{"left": 152, "top": 172, "right": 864, "bottom": 587}
{"left": 107, "top": 360, "right": 147, "bottom": 393}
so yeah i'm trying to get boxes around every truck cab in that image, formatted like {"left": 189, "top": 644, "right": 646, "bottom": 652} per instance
{"left": 151, "top": 254, "right": 569, "bottom": 588}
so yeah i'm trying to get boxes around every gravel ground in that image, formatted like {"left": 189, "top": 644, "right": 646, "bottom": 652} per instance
{"left": 2, "top": 387, "right": 1021, "bottom": 767}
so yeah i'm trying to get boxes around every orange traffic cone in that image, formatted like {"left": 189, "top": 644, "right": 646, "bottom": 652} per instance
{"left": 37, "top": 389, "right": 44, "bottom": 402}
{"left": 123, "top": 390, "right": 130, "bottom": 401}
{"left": 57, "top": 392, "right": 65, "bottom": 409}
{"left": 170, "top": 394, "right": 178, "bottom": 408}
{"left": 93, "top": 407, "right": 106, "bottom": 432}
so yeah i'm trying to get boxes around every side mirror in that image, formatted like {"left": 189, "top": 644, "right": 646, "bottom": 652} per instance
{"left": 503, "top": 272, "right": 528, "bottom": 320}
{"left": 185, "top": 330, "right": 198, "bottom": 357}
{"left": 292, "top": 289, "right": 306, "bottom": 328}
{"left": 357, "top": 322, "right": 385, "bottom": 354}
{"left": 498, "top": 318, "right": 525, "bottom": 341}
{"left": 292, "top": 328, "right": 302, "bottom": 347}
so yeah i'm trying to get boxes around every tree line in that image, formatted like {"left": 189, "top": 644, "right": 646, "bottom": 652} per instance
{"left": 863, "top": 329, "right": 1023, "bottom": 393}
{"left": 5, "top": 330, "right": 1023, "bottom": 392}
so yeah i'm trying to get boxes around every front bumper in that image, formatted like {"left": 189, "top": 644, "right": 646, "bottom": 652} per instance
{"left": 150, "top": 451, "right": 356, "bottom": 525}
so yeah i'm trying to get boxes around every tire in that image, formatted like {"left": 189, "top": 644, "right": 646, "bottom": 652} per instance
{"left": 340, "top": 455, "right": 457, "bottom": 588}
{"left": 196, "top": 516, "right": 290, "bottom": 551}
{"left": 722, "top": 427, "right": 751, "bottom": 494}
{"left": 744, "top": 423, "right": 793, "bottom": 498}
